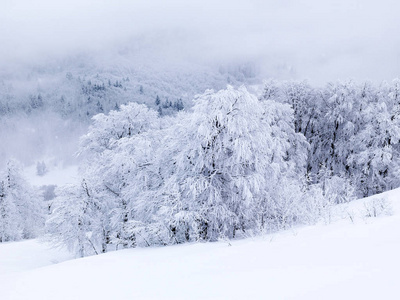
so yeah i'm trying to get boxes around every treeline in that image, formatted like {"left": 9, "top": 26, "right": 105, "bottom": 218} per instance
{"left": 0, "top": 62, "right": 251, "bottom": 122}
{"left": 0, "top": 74, "right": 185, "bottom": 121}
{"left": 3, "top": 80, "right": 400, "bottom": 258}
{"left": 46, "top": 85, "right": 353, "bottom": 257}
{"left": 260, "top": 80, "right": 400, "bottom": 197}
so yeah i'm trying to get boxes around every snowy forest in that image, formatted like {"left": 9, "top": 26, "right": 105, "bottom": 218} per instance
{"left": 3, "top": 1, "right": 400, "bottom": 299}
{"left": 2, "top": 78, "right": 400, "bottom": 257}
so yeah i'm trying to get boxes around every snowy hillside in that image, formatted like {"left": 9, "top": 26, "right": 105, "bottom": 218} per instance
{"left": 2, "top": 1, "right": 400, "bottom": 299}
{"left": 1, "top": 189, "right": 399, "bottom": 300}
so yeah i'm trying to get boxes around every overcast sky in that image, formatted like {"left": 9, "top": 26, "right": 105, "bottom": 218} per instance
{"left": 1, "top": 0, "right": 399, "bottom": 83}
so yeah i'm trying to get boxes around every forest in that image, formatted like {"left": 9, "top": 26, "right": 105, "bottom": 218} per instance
{"left": 2, "top": 79, "right": 400, "bottom": 256}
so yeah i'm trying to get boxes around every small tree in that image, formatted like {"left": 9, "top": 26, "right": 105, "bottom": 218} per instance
{"left": 0, "top": 160, "right": 44, "bottom": 242}
{"left": 46, "top": 180, "right": 107, "bottom": 257}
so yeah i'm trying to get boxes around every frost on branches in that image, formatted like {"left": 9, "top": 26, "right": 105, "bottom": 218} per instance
{"left": 260, "top": 79, "right": 400, "bottom": 198}
{"left": 47, "top": 80, "right": 400, "bottom": 257}
{"left": 46, "top": 86, "right": 311, "bottom": 255}
{"left": 148, "top": 86, "right": 308, "bottom": 242}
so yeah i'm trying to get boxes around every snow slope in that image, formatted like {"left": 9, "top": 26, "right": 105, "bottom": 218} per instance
{"left": 1, "top": 189, "right": 399, "bottom": 300}
{"left": 0, "top": 239, "right": 72, "bottom": 275}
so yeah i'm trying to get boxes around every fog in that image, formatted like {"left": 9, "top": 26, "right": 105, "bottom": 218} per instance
{"left": 1, "top": 0, "right": 400, "bottom": 169}
{"left": 2, "top": 0, "right": 400, "bottom": 83}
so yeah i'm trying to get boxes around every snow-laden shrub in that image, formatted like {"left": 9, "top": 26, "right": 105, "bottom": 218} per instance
{"left": 363, "top": 197, "right": 392, "bottom": 218}
{"left": 324, "top": 176, "right": 356, "bottom": 204}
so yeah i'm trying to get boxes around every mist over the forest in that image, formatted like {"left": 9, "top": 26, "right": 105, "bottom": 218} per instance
{"left": 1, "top": 0, "right": 400, "bottom": 168}
{"left": 2, "top": 0, "right": 400, "bottom": 82}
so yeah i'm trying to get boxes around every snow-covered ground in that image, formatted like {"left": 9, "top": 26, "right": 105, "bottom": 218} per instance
{"left": 0, "top": 239, "right": 72, "bottom": 275}
{"left": 1, "top": 189, "right": 399, "bottom": 300}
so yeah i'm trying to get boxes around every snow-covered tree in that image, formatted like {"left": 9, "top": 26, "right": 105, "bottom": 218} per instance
{"left": 0, "top": 179, "right": 20, "bottom": 242}
{"left": 47, "top": 102, "right": 162, "bottom": 253}
{"left": 80, "top": 102, "right": 161, "bottom": 249}
{"left": 0, "top": 160, "right": 44, "bottom": 242}
{"left": 349, "top": 98, "right": 400, "bottom": 196}
{"left": 144, "top": 86, "right": 308, "bottom": 243}
{"left": 46, "top": 180, "right": 108, "bottom": 257}
{"left": 47, "top": 80, "right": 400, "bottom": 256}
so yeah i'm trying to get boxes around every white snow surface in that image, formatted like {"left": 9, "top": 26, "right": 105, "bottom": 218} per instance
{"left": 1, "top": 189, "right": 400, "bottom": 299}
{"left": 0, "top": 239, "right": 72, "bottom": 275}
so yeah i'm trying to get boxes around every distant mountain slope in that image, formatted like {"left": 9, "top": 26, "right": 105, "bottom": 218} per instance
{"left": 0, "top": 45, "right": 261, "bottom": 167}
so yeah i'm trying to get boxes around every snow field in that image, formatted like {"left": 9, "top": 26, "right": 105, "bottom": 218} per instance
{"left": 1, "top": 189, "right": 399, "bottom": 299}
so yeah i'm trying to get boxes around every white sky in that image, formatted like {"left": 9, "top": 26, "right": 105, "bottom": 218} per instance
{"left": 1, "top": 0, "right": 399, "bottom": 83}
